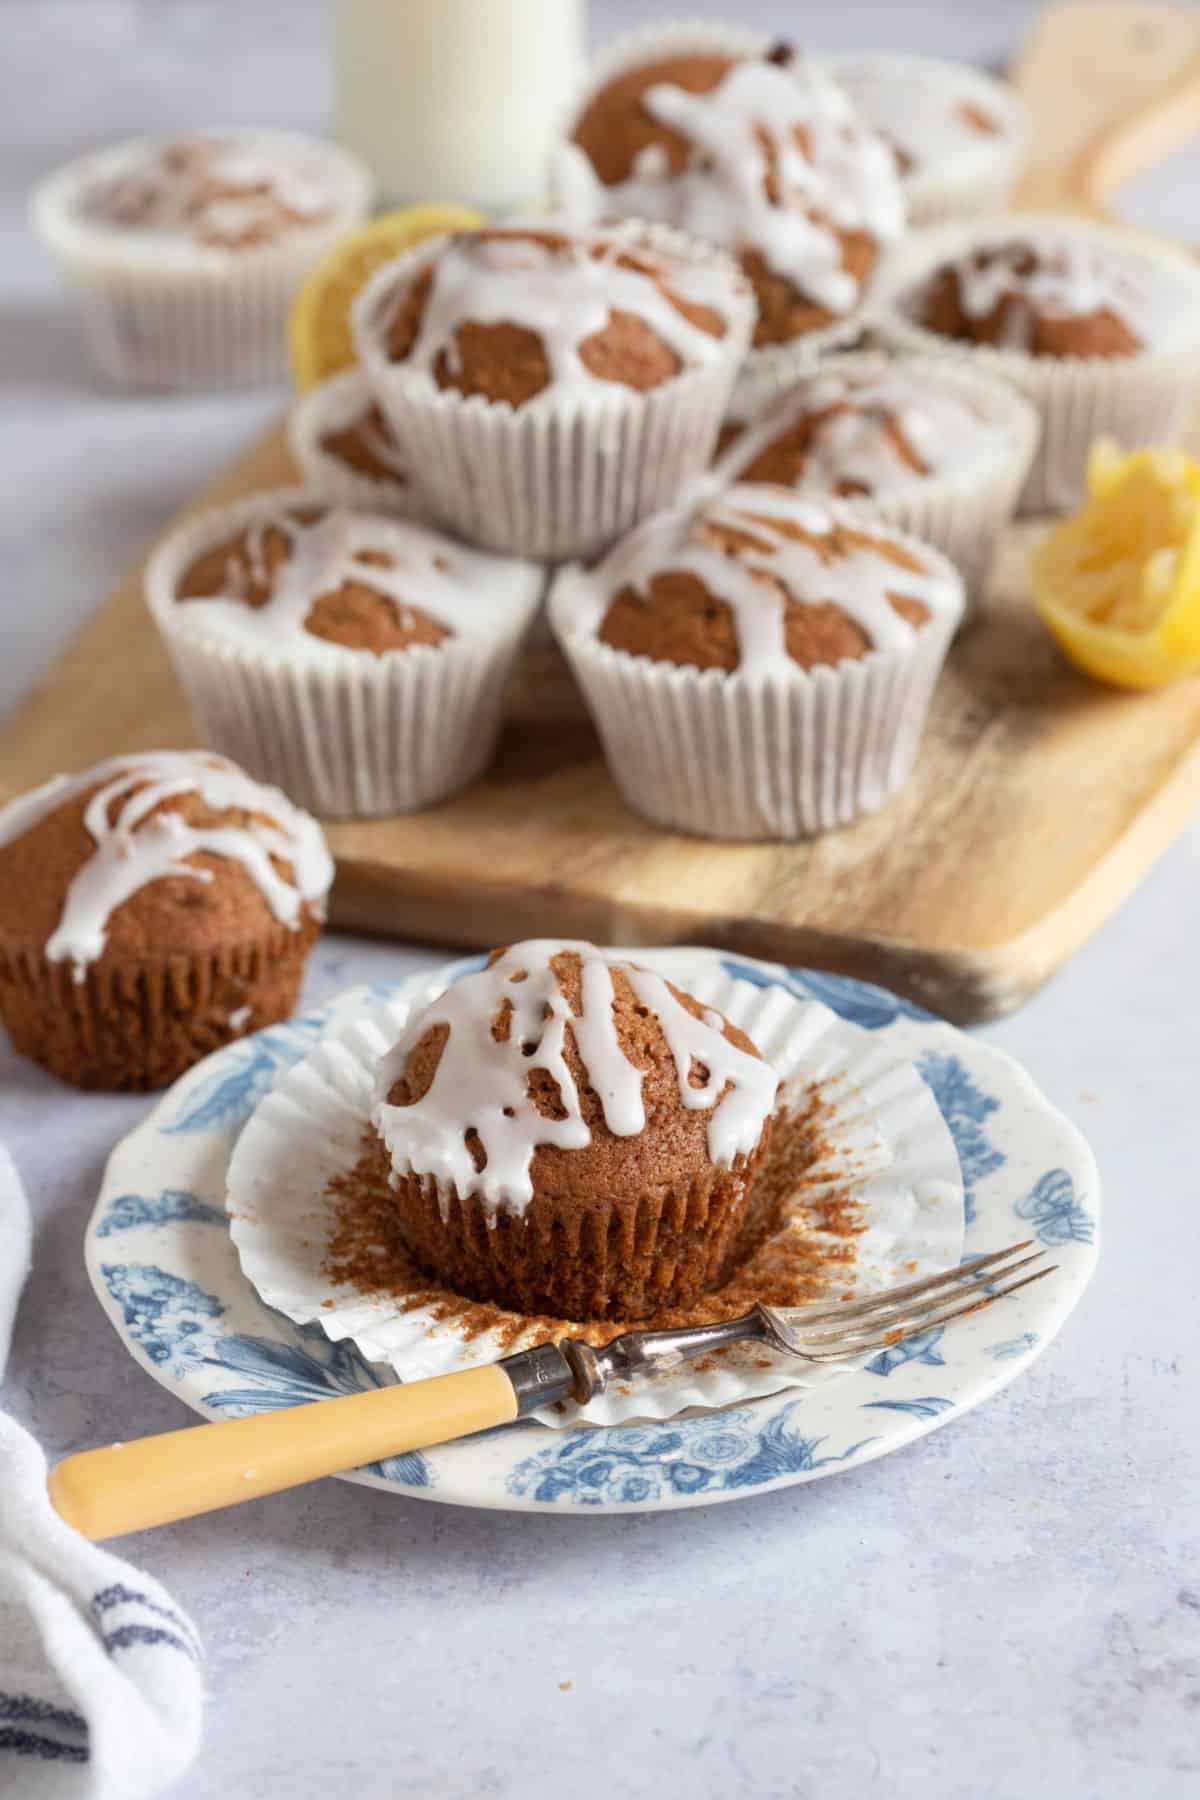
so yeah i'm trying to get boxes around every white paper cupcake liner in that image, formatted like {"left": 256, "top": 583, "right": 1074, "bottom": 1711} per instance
{"left": 225, "top": 961, "right": 965, "bottom": 1426}
{"left": 145, "top": 486, "right": 543, "bottom": 818}
{"left": 549, "top": 19, "right": 900, "bottom": 390}
{"left": 352, "top": 219, "right": 755, "bottom": 559}
{"left": 873, "top": 217, "right": 1200, "bottom": 513}
{"left": 287, "top": 368, "right": 417, "bottom": 514}
{"left": 718, "top": 352, "right": 1040, "bottom": 615}
{"left": 549, "top": 502, "right": 964, "bottom": 839}
{"left": 30, "top": 131, "right": 372, "bottom": 391}
{"left": 823, "top": 54, "right": 1031, "bottom": 227}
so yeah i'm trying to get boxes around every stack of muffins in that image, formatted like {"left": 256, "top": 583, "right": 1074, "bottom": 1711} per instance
{"left": 14, "top": 21, "right": 1200, "bottom": 1098}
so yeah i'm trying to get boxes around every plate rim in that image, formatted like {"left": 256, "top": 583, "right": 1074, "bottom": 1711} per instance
{"left": 83, "top": 947, "right": 1101, "bottom": 1515}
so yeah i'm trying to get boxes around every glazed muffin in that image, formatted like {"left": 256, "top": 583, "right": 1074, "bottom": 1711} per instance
{"left": 825, "top": 54, "right": 1030, "bottom": 224}
{"left": 31, "top": 130, "right": 371, "bottom": 389}
{"left": 914, "top": 240, "right": 1146, "bottom": 358}
{"left": 371, "top": 940, "right": 780, "bottom": 1318}
{"left": 555, "top": 28, "right": 904, "bottom": 365}
{"left": 288, "top": 369, "right": 413, "bottom": 513}
{"left": 875, "top": 219, "right": 1200, "bottom": 511}
{"left": 550, "top": 482, "right": 963, "bottom": 838}
{"left": 352, "top": 219, "right": 754, "bottom": 558}
{"left": 146, "top": 490, "right": 544, "bottom": 817}
{"left": 0, "top": 750, "right": 332, "bottom": 1091}
{"left": 717, "top": 353, "right": 1039, "bottom": 606}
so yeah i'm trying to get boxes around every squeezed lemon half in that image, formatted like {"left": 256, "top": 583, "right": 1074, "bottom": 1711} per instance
{"left": 1030, "top": 439, "right": 1200, "bottom": 689}
{"left": 288, "top": 204, "right": 486, "bottom": 390}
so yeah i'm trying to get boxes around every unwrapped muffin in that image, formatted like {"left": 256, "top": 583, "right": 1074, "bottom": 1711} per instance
{"left": 716, "top": 353, "right": 1039, "bottom": 607}
{"left": 146, "top": 490, "right": 544, "bottom": 816}
{"left": 550, "top": 482, "right": 963, "bottom": 838}
{"left": 554, "top": 25, "right": 904, "bottom": 372}
{"left": 352, "top": 219, "right": 754, "bottom": 558}
{"left": 875, "top": 219, "right": 1200, "bottom": 511}
{"left": 370, "top": 940, "right": 780, "bottom": 1318}
{"left": 31, "top": 130, "right": 371, "bottom": 390}
{"left": 0, "top": 750, "right": 332, "bottom": 1090}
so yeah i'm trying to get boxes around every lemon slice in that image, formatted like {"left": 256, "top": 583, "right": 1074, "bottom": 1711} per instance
{"left": 288, "top": 204, "right": 486, "bottom": 390}
{"left": 1029, "top": 439, "right": 1200, "bottom": 689}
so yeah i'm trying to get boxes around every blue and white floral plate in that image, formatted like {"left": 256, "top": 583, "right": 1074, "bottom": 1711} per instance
{"left": 84, "top": 950, "right": 1100, "bottom": 1514}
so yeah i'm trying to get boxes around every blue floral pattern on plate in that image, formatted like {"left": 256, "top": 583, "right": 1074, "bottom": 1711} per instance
{"left": 507, "top": 1405, "right": 876, "bottom": 1506}
{"left": 720, "top": 957, "right": 934, "bottom": 1030}
{"left": 84, "top": 950, "right": 1100, "bottom": 1514}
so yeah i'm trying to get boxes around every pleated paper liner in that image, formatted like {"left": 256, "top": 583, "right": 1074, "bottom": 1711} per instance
{"left": 31, "top": 131, "right": 372, "bottom": 391}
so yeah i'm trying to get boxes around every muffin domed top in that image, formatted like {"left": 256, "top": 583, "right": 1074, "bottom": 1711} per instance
{"left": 560, "top": 50, "right": 904, "bottom": 336}
{"left": 360, "top": 223, "right": 750, "bottom": 408}
{"left": 827, "top": 56, "right": 1010, "bottom": 180}
{"left": 373, "top": 941, "right": 779, "bottom": 1212}
{"left": 581, "top": 484, "right": 962, "bottom": 675}
{"left": 0, "top": 750, "right": 332, "bottom": 975}
{"left": 914, "top": 239, "right": 1148, "bottom": 358}
{"left": 75, "top": 134, "right": 337, "bottom": 250}
{"left": 717, "top": 356, "right": 1012, "bottom": 499}
{"left": 307, "top": 374, "right": 408, "bottom": 488}
{"left": 155, "top": 494, "right": 539, "bottom": 660}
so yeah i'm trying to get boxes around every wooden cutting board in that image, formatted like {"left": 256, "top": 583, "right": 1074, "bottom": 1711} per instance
{"left": 5, "top": 0, "right": 1200, "bottom": 1025}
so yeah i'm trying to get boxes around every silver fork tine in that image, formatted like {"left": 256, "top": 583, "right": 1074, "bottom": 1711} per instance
{"left": 797, "top": 1265, "right": 1057, "bottom": 1361}
{"left": 771, "top": 1239, "right": 1038, "bottom": 1333}
{"left": 792, "top": 1250, "right": 1048, "bottom": 1349}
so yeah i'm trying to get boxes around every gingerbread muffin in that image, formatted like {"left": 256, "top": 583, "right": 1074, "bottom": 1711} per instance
{"left": 0, "top": 750, "right": 332, "bottom": 1091}
{"left": 146, "top": 489, "right": 543, "bottom": 817}
{"left": 31, "top": 130, "right": 371, "bottom": 389}
{"left": 716, "top": 353, "right": 1039, "bottom": 607}
{"left": 914, "top": 240, "right": 1144, "bottom": 358}
{"left": 371, "top": 940, "right": 780, "bottom": 1318}
{"left": 550, "top": 482, "right": 963, "bottom": 838}
{"left": 825, "top": 54, "right": 1030, "bottom": 225}
{"left": 875, "top": 219, "right": 1200, "bottom": 511}
{"left": 289, "top": 369, "right": 412, "bottom": 513}
{"left": 555, "top": 29, "right": 904, "bottom": 361}
{"left": 352, "top": 219, "right": 754, "bottom": 557}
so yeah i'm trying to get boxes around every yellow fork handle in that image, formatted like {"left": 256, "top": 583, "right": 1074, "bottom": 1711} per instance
{"left": 47, "top": 1364, "right": 518, "bottom": 1540}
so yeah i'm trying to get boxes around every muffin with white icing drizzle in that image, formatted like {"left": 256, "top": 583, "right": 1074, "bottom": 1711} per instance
{"left": 288, "top": 369, "right": 413, "bottom": 514}
{"left": 875, "top": 218, "right": 1200, "bottom": 512}
{"left": 352, "top": 219, "right": 755, "bottom": 558}
{"left": 553, "top": 25, "right": 904, "bottom": 370}
{"left": 716, "top": 353, "right": 1039, "bottom": 608}
{"left": 146, "top": 489, "right": 544, "bottom": 817}
{"left": 30, "top": 130, "right": 371, "bottom": 390}
{"left": 371, "top": 940, "right": 779, "bottom": 1318}
{"left": 824, "top": 54, "right": 1030, "bottom": 225}
{"left": 549, "top": 482, "right": 964, "bottom": 839}
{"left": 0, "top": 751, "right": 332, "bottom": 1091}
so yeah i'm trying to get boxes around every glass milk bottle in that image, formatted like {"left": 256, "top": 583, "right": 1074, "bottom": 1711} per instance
{"left": 334, "top": 0, "right": 587, "bottom": 214}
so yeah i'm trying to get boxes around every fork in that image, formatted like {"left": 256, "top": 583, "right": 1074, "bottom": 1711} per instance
{"left": 49, "top": 1241, "right": 1052, "bottom": 1539}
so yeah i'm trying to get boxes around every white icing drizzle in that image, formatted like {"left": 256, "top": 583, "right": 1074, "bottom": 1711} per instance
{"left": 948, "top": 242, "right": 1147, "bottom": 341}
{"left": 313, "top": 374, "right": 408, "bottom": 480}
{"left": 171, "top": 505, "right": 511, "bottom": 654}
{"left": 81, "top": 135, "right": 332, "bottom": 246}
{"left": 371, "top": 940, "right": 779, "bottom": 1214}
{"left": 594, "top": 482, "right": 960, "bottom": 673}
{"left": 722, "top": 357, "right": 1003, "bottom": 497}
{"left": 830, "top": 60, "right": 1002, "bottom": 176}
{"left": 563, "top": 57, "right": 904, "bottom": 316}
{"left": 0, "top": 751, "right": 333, "bottom": 977}
{"left": 387, "top": 226, "right": 735, "bottom": 396}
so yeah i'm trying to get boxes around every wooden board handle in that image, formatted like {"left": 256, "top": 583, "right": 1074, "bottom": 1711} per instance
{"left": 47, "top": 1365, "right": 518, "bottom": 1540}
{"left": 1012, "top": 1, "right": 1200, "bottom": 217}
